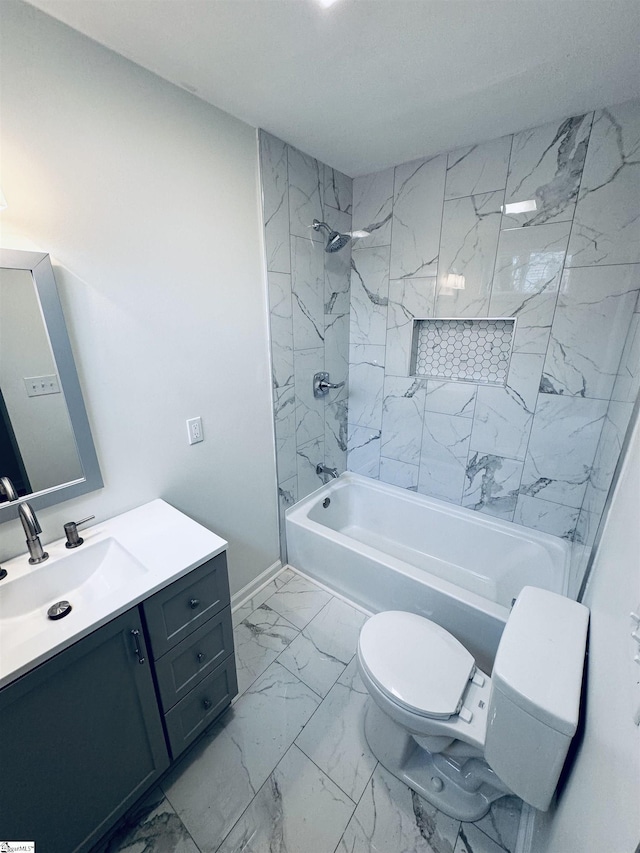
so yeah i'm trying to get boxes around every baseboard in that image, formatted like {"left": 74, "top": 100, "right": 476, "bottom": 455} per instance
{"left": 231, "top": 559, "right": 283, "bottom": 613}
{"left": 515, "top": 803, "right": 537, "bottom": 853}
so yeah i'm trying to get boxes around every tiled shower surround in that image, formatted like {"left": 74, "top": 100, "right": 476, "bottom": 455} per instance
{"left": 346, "top": 99, "right": 640, "bottom": 595}
{"left": 259, "top": 131, "right": 353, "bottom": 558}
{"left": 261, "top": 100, "right": 639, "bottom": 591}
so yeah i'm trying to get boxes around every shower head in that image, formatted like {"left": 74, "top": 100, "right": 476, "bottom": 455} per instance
{"left": 312, "top": 219, "right": 351, "bottom": 253}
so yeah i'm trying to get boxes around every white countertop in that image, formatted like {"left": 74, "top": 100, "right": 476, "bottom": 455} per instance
{"left": 0, "top": 500, "right": 227, "bottom": 689}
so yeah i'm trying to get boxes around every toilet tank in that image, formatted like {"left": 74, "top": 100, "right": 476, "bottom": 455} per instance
{"left": 484, "top": 586, "right": 589, "bottom": 811}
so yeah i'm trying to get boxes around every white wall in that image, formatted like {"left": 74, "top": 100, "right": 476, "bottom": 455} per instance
{"left": 0, "top": 1, "right": 279, "bottom": 593}
{"left": 532, "top": 407, "right": 640, "bottom": 852}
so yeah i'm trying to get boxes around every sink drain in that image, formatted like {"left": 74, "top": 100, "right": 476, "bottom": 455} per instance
{"left": 48, "top": 600, "right": 72, "bottom": 620}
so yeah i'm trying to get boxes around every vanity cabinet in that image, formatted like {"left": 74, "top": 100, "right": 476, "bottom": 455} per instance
{"left": 142, "top": 552, "right": 238, "bottom": 759}
{"left": 0, "top": 608, "right": 169, "bottom": 853}
{"left": 0, "top": 549, "right": 237, "bottom": 853}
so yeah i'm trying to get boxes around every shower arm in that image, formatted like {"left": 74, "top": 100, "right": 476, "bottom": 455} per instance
{"left": 312, "top": 219, "right": 331, "bottom": 235}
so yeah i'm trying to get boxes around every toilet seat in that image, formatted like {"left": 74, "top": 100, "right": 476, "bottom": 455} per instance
{"left": 358, "top": 611, "right": 476, "bottom": 719}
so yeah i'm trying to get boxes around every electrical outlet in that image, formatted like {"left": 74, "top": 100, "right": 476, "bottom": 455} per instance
{"left": 186, "top": 417, "right": 203, "bottom": 445}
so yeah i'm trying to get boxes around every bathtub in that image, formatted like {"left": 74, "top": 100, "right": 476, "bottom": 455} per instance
{"left": 286, "top": 473, "right": 570, "bottom": 673}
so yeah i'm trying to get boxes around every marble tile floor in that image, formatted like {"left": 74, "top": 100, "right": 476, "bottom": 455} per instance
{"left": 96, "top": 568, "right": 522, "bottom": 853}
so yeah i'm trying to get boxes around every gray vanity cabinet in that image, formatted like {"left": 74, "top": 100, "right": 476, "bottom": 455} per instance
{"left": 142, "top": 552, "right": 238, "bottom": 759}
{"left": 0, "top": 608, "right": 169, "bottom": 853}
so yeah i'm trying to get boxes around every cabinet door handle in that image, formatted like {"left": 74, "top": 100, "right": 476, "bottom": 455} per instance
{"left": 130, "top": 629, "right": 145, "bottom": 665}
{"left": 196, "top": 652, "right": 206, "bottom": 663}
{"left": 203, "top": 698, "right": 212, "bottom": 710}
{"left": 189, "top": 598, "right": 200, "bottom": 609}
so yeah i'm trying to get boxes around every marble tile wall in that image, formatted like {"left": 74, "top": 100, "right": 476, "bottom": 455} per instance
{"left": 259, "top": 131, "right": 353, "bottom": 559}
{"left": 348, "top": 99, "right": 640, "bottom": 593}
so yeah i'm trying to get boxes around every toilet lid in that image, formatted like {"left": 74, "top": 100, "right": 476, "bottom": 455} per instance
{"left": 359, "top": 611, "right": 475, "bottom": 719}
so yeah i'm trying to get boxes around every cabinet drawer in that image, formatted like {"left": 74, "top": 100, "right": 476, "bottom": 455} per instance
{"left": 164, "top": 656, "right": 238, "bottom": 760}
{"left": 143, "top": 553, "right": 230, "bottom": 657}
{"left": 154, "top": 606, "right": 234, "bottom": 712}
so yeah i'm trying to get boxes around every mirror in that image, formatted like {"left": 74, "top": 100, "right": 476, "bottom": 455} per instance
{"left": 0, "top": 249, "right": 102, "bottom": 519}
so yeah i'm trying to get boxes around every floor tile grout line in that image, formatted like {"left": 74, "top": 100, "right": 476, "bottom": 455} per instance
{"left": 275, "top": 651, "right": 328, "bottom": 699}
{"left": 278, "top": 578, "right": 524, "bottom": 853}
{"left": 160, "top": 786, "right": 205, "bottom": 853}
{"left": 291, "top": 649, "right": 381, "bottom": 809}
{"left": 232, "top": 602, "right": 303, "bottom": 700}
{"left": 273, "top": 602, "right": 365, "bottom": 698}
{"left": 234, "top": 578, "right": 357, "bottom": 703}
{"left": 210, "top": 741, "right": 357, "bottom": 853}
{"left": 294, "top": 730, "right": 363, "bottom": 806}
{"left": 178, "top": 572, "right": 522, "bottom": 853}
{"left": 122, "top": 568, "right": 522, "bottom": 853}
{"left": 291, "top": 649, "right": 359, "bottom": 748}
{"left": 163, "top": 661, "right": 323, "bottom": 853}
{"left": 462, "top": 813, "right": 517, "bottom": 853}
{"left": 329, "top": 759, "right": 381, "bottom": 853}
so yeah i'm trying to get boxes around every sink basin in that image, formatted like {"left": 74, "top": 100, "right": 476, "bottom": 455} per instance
{"left": 0, "top": 538, "right": 147, "bottom": 621}
{"left": 0, "top": 499, "right": 228, "bottom": 690}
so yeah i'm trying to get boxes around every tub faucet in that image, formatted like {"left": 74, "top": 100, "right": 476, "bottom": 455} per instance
{"left": 316, "top": 464, "right": 339, "bottom": 480}
{"left": 19, "top": 502, "right": 49, "bottom": 564}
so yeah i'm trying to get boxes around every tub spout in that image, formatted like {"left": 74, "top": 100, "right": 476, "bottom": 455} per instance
{"left": 316, "top": 464, "right": 339, "bottom": 480}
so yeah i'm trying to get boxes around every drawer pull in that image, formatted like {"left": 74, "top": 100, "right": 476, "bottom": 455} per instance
{"left": 203, "top": 698, "right": 212, "bottom": 710}
{"left": 189, "top": 598, "right": 200, "bottom": 609}
{"left": 197, "top": 652, "right": 206, "bottom": 663}
{"left": 130, "top": 629, "right": 145, "bottom": 665}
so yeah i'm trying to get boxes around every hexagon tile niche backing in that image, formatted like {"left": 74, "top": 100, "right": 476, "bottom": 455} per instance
{"left": 410, "top": 318, "right": 515, "bottom": 385}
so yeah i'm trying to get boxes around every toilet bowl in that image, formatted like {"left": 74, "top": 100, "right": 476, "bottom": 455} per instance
{"left": 357, "top": 586, "right": 589, "bottom": 821}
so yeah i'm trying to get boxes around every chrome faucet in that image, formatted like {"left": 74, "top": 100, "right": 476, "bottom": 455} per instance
{"left": 0, "top": 476, "right": 18, "bottom": 502}
{"left": 19, "top": 502, "right": 49, "bottom": 564}
{"left": 0, "top": 476, "right": 48, "bottom": 565}
{"left": 316, "top": 464, "right": 339, "bottom": 480}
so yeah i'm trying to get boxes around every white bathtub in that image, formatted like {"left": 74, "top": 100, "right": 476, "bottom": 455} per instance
{"left": 286, "top": 473, "right": 570, "bottom": 672}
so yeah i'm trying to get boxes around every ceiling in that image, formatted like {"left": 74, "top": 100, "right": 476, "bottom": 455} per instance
{"left": 26, "top": 0, "right": 640, "bottom": 177}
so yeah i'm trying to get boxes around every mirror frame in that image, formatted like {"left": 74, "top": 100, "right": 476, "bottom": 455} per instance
{"left": 0, "top": 248, "right": 103, "bottom": 520}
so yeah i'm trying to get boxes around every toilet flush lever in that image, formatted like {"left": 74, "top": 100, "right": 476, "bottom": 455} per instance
{"left": 64, "top": 516, "right": 95, "bottom": 548}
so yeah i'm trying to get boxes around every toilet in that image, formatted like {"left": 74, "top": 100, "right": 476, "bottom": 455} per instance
{"left": 357, "top": 585, "right": 589, "bottom": 821}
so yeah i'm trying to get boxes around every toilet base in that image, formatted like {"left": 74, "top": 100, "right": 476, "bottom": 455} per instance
{"left": 363, "top": 699, "right": 511, "bottom": 822}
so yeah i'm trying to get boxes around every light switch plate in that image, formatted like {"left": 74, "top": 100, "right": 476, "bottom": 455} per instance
{"left": 24, "top": 374, "right": 61, "bottom": 397}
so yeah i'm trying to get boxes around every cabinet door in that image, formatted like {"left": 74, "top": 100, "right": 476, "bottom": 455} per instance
{"left": 0, "top": 608, "right": 169, "bottom": 853}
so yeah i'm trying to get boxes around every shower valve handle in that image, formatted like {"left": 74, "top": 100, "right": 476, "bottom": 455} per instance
{"left": 313, "top": 372, "right": 345, "bottom": 398}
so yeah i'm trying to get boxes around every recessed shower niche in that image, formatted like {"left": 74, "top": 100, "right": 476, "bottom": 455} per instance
{"left": 410, "top": 318, "right": 516, "bottom": 385}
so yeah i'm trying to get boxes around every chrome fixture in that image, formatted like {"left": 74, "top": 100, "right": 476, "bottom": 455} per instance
{"left": 1, "top": 476, "right": 49, "bottom": 564}
{"left": 19, "top": 502, "right": 49, "bottom": 564}
{"left": 64, "top": 515, "right": 95, "bottom": 548}
{"left": 316, "top": 464, "right": 339, "bottom": 480}
{"left": 0, "top": 477, "right": 49, "bottom": 564}
{"left": 0, "top": 476, "right": 18, "bottom": 502}
{"left": 312, "top": 219, "right": 351, "bottom": 253}
{"left": 48, "top": 600, "right": 72, "bottom": 620}
{"left": 313, "top": 371, "right": 346, "bottom": 398}
{"left": 0, "top": 478, "right": 18, "bottom": 577}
